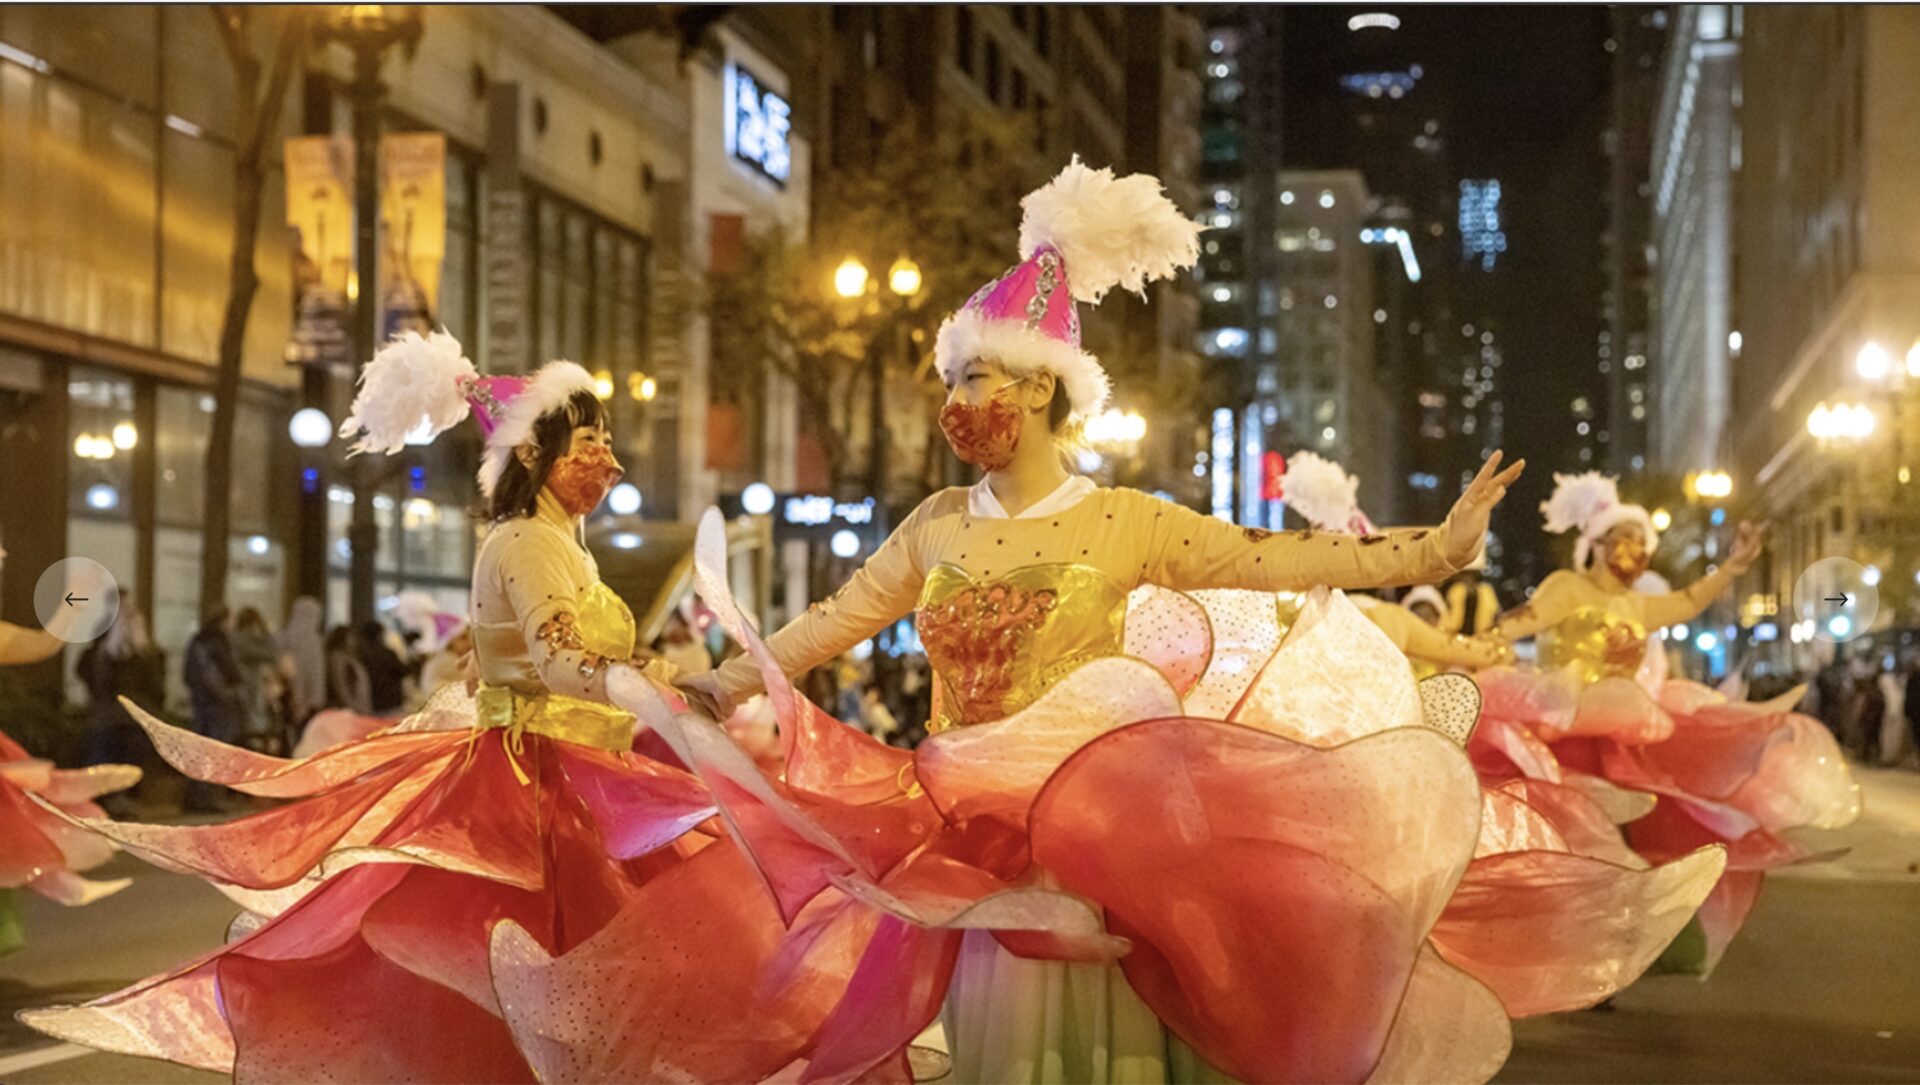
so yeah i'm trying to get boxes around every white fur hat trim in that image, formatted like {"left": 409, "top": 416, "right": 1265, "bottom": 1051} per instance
{"left": 476, "top": 361, "right": 601, "bottom": 499}
{"left": 934, "top": 308, "right": 1112, "bottom": 422}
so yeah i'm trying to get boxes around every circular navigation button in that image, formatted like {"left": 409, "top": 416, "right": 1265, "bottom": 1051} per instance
{"left": 33, "top": 558, "right": 121, "bottom": 644}
{"left": 1791, "top": 557, "right": 1878, "bottom": 645}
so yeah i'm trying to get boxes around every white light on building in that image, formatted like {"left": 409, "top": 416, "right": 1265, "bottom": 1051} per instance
{"left": 830, "top": 529, "right": 861, "bottom": 559}
{"left": 247, "top": 535, "right": 270, "bottom": 555}
{"left": 741, "top": 482, "right": 777, "bottom": 515}
{"left": 1459, "top": 179, "right": 1508, "bottom": 270}
{"left": 289, "top": 407, "right": 334, "bottom": 449}
{"left": 1211, "top": 408, "right": 1236, "bottom": 522}
{"left": 608, "top": 483, "right": 643, "bottom": 516}
{"left": 85, "top": 484, "right": 118, "bottom": 510}
{"left": 1318, "top": 190, "right": 1336, "bottom": 209}
{"left": 1856, "top": 341, "right": 1890, "bottom": 380}
{"left": 1347, "top": 12, "right": 1402, "bottom": 31}
{"left": 611, "top": 532, "right": 643, "bottom": 550}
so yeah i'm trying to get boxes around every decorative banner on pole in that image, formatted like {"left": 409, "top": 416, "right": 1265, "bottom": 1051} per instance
{"left": 378, "top": 131, "right": 446, "bottom": 341}
{"left": 283, "top": 135, "right": 353, "bottom": 369}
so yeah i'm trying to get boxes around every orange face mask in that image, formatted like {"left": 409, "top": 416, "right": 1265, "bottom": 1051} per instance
{"left": 547, "top": 443, "right": 625, "bottom": 516}
{"left": 939, "top": 379, "right": 1028, "bottom": 471}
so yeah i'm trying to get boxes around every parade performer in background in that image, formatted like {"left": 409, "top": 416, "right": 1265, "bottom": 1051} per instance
{"left": 552, "top": 159, "right": 1721, "bottom": 1085}
{"left": 1, "top": 578, "right": 142, "bottom": 955}
{"left": 1477, "top": 471, "right": 1859, "bottom": 975}
{"left": 20, "top": 333, "right": 730, "bottom": 1080}
{"left": 1278, "top": 451, "right": 1509, "bottom": 679}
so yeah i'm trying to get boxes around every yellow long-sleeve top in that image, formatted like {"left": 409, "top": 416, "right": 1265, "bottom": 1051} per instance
{"left": 1363, "top": 601, "right": 1505, "bottom": 678}
{"left": 1495, "top": 568, "right": 1724, "bottom": 683}
{"left": 718, "top": 486, "right": 1474, "bottom": 719}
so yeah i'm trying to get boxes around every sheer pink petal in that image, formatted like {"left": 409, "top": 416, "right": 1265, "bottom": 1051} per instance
{"left": 796, "top": 918, "right": 962, "bottom": 1085}
{"left": 1559, "top": 677, "right": 1674, "bottom": 743}
{"left": 1722, "top": 713, "right": 1860, "bottom": 831}
{"left": 1430, "top": 846, "right": 1725, "bottom": 1016}
{"left": 21, "top": 863, "right": 412, "bottom": 1073}
{"left": 221, "top": 935, "right": 536, "bottom": 1083}
{"left": 1124, "top": 585, "right": 1214, "bottom": 696}
{"left": 122, "top": 694, "right": 462, "bottom": 798}
{"left": 1476, "top": 665, "right": 1579, "bottom": 736}
{"left": 558, "top": 743, "right": 718, "bottom": 859}
{"left": 490, "top": 839, "right": 840, "bottom": 1084}
{"left": 38, "top": 763, "right": 142, "bottom": 805}
{"left": 1695, "top": 870, "right": 1765, "bottom": 977}
{"left": 914, "top": 656, "right": 1182, "bottom": 823}
{"left": 1469, "top": 712, "right": 1565, "bottom": 783}
{"left": 1362, "top": 946, "right": 1511, "bottom": 1085}
{"left": 0, "top": 779, "right": 66, "bottom": 888}
{"left": 1030, "top": 720, "right": 1483, "bottom": 1084}
{"left": 1181, "top": 588, "right": 1290, "bottom": 718}
{"left": 1490, "top": 778, "right": 1646, "bottom": 867}
{"left": 1473, "top": 786, "right": 1570, "bottom": 859}
{"left": 1232, "top": 588, "right": 1425, "bottom": 745}
{"left": 34, "top": 748, "right": 454, "bottom": 889}
{"left": 26, "top": 867, "right": 132, "bottom": 905}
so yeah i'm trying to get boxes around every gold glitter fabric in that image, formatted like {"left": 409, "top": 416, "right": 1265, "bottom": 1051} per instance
{"left": 716, "top": 485, "right": 1472, "bottom": 701}
{"left": 917, "top": 563, "right": 1126, "bottom": 731}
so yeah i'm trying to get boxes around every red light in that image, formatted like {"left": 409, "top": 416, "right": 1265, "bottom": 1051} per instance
{"left": 1262, "top": 452, "right": 1287, "bottom": 501}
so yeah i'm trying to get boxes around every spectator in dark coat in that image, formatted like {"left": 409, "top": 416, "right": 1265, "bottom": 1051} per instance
{"left": 182, "top": 608, "right": 244, "bottom": 812}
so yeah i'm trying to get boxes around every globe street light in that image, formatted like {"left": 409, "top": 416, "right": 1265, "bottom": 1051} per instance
{"left": 289, "top": 407, "right": 334, "bottom": 449}
{"left": 887, "top": 256, "right": 922, "bottom": 298}
{"left": 741, "top": 482, "right": 777, "bottom": 516}
{"left": 1807, "top": 401, "right": 1876, "bottom": 443}
{"left": 1856, "top": 341, "right": 1891, "bottom": 381}
{"left": 833, "top": 257, "right": 869, "bottom": 299}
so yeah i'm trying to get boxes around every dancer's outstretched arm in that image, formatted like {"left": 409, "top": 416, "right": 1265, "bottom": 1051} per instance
{"left": 1149, "top": 451, "right": 1524, "bottom": 592}
{"left": 710, "top": 501, "right": 931, "bottom": 701}
{"left": 1641, "top": 520, "right": 1765, "bottom": 628}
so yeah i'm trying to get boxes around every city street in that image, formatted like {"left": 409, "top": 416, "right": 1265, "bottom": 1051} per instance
{"left": 2, "top": 766, "right": 1916, "bottom": 1084}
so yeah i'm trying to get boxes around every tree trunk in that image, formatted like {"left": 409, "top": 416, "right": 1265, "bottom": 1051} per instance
{"left": 199, "top": 10, "right": 299, "bottom": 621}
{"left": 199, "top": 157, "right": 265, "bottom": 620}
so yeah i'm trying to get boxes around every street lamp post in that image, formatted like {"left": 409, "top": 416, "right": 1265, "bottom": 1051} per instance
{"left": 318, "top": 4, "right": 421, "bottom": 625}
{"left": 833, "top": 256, "right": 921, "bottom": 532}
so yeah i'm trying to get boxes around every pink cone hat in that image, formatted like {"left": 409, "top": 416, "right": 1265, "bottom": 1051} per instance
{"left": 934, "top": 158, "right": 1202, "bottom": 422}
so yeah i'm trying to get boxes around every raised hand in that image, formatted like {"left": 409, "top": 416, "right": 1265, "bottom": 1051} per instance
{"left": 1724, "top": 520, "right": 1767, "bottom": 575}
{"left": 1445, "top": 451, "right": 1526, "bottom": 565}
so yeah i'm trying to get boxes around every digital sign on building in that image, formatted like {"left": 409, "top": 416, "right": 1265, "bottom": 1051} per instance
{"left": 723, "top": 62, "right": 792, "bottom": 188}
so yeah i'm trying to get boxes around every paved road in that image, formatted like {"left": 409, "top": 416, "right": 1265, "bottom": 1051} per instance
{"left": 4, "top": 768, "right": 1917, "bottom": 1083}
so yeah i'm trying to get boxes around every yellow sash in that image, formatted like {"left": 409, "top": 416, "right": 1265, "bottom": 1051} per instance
{"left": 471, "top": 684, "right": 636, "bottom": 783}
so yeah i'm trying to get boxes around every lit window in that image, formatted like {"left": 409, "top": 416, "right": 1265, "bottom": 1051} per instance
{"left": 1347, "top": 13, "right": 1401, "bottom": 31}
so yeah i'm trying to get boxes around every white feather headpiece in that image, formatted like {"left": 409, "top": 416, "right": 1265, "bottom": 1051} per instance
{"left": 1541, "top": 471, "right": 1658, "bottom": 568}
{"left": 338, "top": 330, "right": 477, "bottom": 455}
{"left": 1018, "top": 157, "right": 1204, "bottom": 303}
{"left": 1282, "top": 452, "right": 1373, "bottom": 534}
{"left": 934, "top": 158, "right": 1203, "bottom": 422}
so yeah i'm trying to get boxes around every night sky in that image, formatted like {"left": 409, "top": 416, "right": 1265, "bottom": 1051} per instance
{"left": 1282, "top": 5, "right": 1614, "bottom": 585}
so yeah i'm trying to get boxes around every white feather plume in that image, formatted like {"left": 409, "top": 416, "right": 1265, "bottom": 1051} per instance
{"left": 1282, "top": 452, "right": 1362, "bottom": 533}
{"left": 1539, "top": 471, "right": 1619, "bottom": 535}
{"left": 338, "top": 330, "right": 477, "bottom": 455}
{"left": 1019, "top": 157, "right": 1203, "bottom": 303}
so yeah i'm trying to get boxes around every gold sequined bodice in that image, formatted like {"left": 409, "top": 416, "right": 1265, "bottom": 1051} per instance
{"left": 918, "top": 563, "right": 1128, "bottom": 732}
{"left": 1540, "top": 604, "right": 1648, "bottom": 684}
{"left": 473, "top": 581, "right": 636, "bottom": 693}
